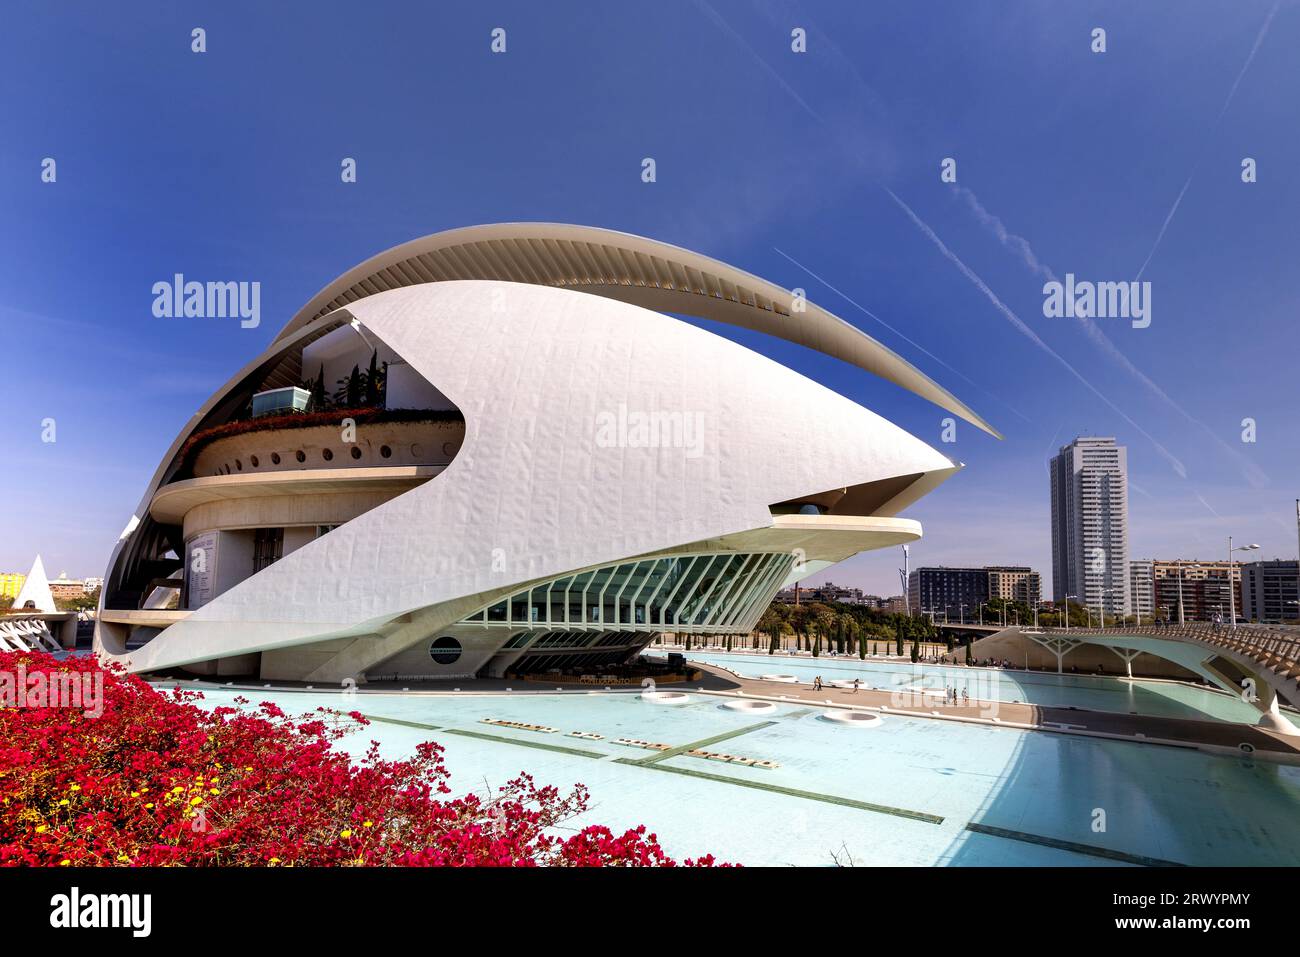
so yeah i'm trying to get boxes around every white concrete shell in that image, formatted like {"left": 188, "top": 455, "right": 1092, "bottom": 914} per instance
{"left": 95, "top": 225, "right": 991, "bottom": 682}
{"left": 275, "top": 223, "right": 999, "bottom": 438}
{"left": 12, "top": 554, "right": 57, "bottom": 614}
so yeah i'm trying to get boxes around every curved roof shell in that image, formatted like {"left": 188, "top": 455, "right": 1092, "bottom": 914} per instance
{"left": 105, "top": 281, "right": 961, "bottom": 674}
{"left": 274, "top": 223, "right": 998, "bottom": 437}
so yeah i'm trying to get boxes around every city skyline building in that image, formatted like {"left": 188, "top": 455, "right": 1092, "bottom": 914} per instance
{"left": 906, "top": 565, "right": 1041, "bottom": 621}
{"left": 1129, "top": 559, "right": 1155, "bottom": 620}
{"left": 1050, "top": 436, "right": 1131, "bottom": 618}
{"left": 1150, "top": 559, "right": 1240, "bottom": 624}
{"left": 1241, "top": 560, "right": 1300, "bottom": 624}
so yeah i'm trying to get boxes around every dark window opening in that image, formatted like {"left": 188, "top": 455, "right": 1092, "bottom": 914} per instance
{"left": 253, "top": 527, "right": 284, "bottom": 572}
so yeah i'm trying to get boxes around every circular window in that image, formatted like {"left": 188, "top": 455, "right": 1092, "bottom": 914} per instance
{"left": 235, "top": 459, "right": 242, "bottom": 471}
{"left": 429, "top": 636, "right": 462, "bottom": 665}
{"left": 295, "top": 450, "right": 306, "bottom": 463}
{"left": 410, "top": 443, "right": 423, "bottom": 458}
{"left": 380, "top": 445, "right": 392, "bottom": 459}
{"left": 442, "top": 442, "right": 456, "bottom": 457}
{"left": 322, "top": 448, "right": 334, "bottom": 461}
{"left": 271, "top": 452, "right": 281, "bottom": 465}
{"left": 250, "top": 455, "right": 259, "bottom": 468}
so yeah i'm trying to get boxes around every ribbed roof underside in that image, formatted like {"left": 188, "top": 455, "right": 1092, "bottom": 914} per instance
{"left": 305, "top": 237, "right": 790, "bottom": 325}
{"left": 273, "top": 223, "right": 999, "bottom": 437}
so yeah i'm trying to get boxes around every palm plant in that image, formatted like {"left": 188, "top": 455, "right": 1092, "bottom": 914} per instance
{"left": 334, "top": 364, "right": 363, "bottom": 408}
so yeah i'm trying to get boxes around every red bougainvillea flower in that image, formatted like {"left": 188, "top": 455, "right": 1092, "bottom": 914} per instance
{"left": 0, "top": 651, "right": 727, "bottom": 867}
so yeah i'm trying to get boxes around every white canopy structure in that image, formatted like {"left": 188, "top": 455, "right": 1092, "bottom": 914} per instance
{"left": 12, "top": 555, "right": 57, "bottom": 614}
{"left": 95, "top": 224, "right": 997, "bottom": 682}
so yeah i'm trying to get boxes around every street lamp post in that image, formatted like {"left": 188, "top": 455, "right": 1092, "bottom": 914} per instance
{"left": 1177, "top": 561, "right": 1187, "bottom": 626}
{"left": 1228, "top": 536, "right": 1260, "bottom": 630}
{"left": 1099, "top": 586, "right": 1120, "bottom": 629}
{"left": 1063, "top": 594, "right": 1077, "bottom": 632}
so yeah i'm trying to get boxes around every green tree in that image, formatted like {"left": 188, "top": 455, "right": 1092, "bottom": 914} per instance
{"left": 309, "top": 364, "right": 328, "bottom": 411}
{"left": 808, "top": 604, "right": 834, "bottom": 657}
{"left": 363, "top": 350, "right": 387, "bottom": 407}
{"left": 335, "top": 364, "right": 363, "bottom": 408}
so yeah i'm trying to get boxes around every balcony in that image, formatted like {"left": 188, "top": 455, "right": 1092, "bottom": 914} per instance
{"left": 176, "top": 407, "right": 464, "bottom": 479}
{"left": 251, "top": 386, "right": 311, "bottom": 418}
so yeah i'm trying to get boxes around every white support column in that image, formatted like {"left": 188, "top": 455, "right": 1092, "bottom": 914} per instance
{"left": 1108, "top": 646, "right": 1141, "bottom": 678}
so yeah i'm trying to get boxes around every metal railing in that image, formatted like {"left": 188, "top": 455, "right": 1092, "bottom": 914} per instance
{"left": 1039, "top": 623, "right": 1300, "bottom": 675}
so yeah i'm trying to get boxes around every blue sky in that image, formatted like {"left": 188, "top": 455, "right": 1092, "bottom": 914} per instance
{"left": 2, "top": 1, "right": 1296, "bottom": 595}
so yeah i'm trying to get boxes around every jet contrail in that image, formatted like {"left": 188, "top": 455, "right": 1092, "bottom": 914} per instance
{"left": 953, "top": 187, "right": 1057, "bottom": 283}
{"left": 691, "top": 0, "right": 826, "bottom": 124}
{"left": 1195, "top": 493, "right": 1223, "bottom": 519}
{"left": 1135, "top": 2, "right": 1279, "bottom": 280}
{"left": 1135, "top": 164, "right": 1199, "bottom": 281}
{"left": 953, "top": 185, "right": 1269, "bottom": 487}
{"left": 885, "top": 187, "right": 1189, "bottom": 479}
{"left": 772, "top": 246, "right": 1033, "bottom": 424}
{"left": 1219, "top": 1, "right": 1281, "bottom": 120}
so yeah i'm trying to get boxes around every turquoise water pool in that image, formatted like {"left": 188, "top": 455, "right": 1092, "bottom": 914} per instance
{"left": 191, "top": 684, "right": 1300, "bottom": 867}
{"left": 652, "top": 650, "right": 1277, "bottom": 724}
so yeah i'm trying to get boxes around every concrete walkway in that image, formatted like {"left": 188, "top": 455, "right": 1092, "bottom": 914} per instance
{"left": 682, "top": 663, "right": 1300, "bottom": 760}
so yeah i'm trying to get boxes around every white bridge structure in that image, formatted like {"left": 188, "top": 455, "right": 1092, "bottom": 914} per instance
{"left": 0, "top": 612, "right": 77, "bottom": 654}
{"left": 1, "top": 554, "right": 80, "bottom": 654}
{"left": 1011, "top": 624, "right": 1300, "bottom": 735}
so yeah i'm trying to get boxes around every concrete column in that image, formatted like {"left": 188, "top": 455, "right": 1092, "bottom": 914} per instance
{"left": 1253, "top": 682, "right": 1300, "bottom": 736}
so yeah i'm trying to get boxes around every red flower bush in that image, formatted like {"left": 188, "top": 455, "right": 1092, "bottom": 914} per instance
{"left": 0, "top": 651, "right": 723, "bottom": 867}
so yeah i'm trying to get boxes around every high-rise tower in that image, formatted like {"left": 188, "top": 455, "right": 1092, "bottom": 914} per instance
{"left": 1050, "top": 437, "right": 1131, "bottom": 618}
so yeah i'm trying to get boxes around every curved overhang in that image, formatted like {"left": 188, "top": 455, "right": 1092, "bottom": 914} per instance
{"left": 677, "top": 513, "right": 922, "bottom": 565}
{"left": 149, "top": 465, "right": 442, "bottom": 525}
{"left": 272, "top": 223, "right": 1000, "bottom": 438}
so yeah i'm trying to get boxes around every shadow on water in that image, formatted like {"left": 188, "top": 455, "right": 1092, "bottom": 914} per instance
{"left": 940, "top": 707, "right": 1300, "bottom": 867}
{"left": 663, "top": 651, "right": 1300, "bottom": 865}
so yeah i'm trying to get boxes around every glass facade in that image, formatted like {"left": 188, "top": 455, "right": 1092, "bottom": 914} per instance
{"left": 459, "top": 551, "right": 793, "bottom": 634}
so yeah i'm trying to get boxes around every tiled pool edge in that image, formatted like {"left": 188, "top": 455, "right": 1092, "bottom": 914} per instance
{"left": 965, "top": 823, "right": 1185, "bottom": 867}
{"left": 154, "top": 678, "right": 1300, "bottom": 767}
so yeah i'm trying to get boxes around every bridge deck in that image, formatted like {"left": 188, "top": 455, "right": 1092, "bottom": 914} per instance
{"left": 686, "top": 663, "right": 1300, "bottom": 759}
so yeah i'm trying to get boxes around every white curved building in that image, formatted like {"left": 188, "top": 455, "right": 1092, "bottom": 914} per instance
{"left": 94, "top": 224, "right": 994, "bottom": 683}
